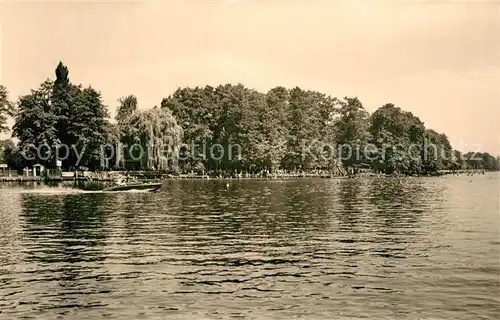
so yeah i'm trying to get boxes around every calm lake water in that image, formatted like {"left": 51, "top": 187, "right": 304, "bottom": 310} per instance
{"left": 0, "top": 174, "right": 499, "bottom": 319}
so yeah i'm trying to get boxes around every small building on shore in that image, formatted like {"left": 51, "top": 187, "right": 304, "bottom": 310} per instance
{"left": 33, "top": 164, "right": 45, "bottom": 177}
{"left": 0, "top": 164, "right": 8, "bottom": 176}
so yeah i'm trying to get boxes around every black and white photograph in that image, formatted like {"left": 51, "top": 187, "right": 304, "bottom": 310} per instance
{"left": 0, "top": 1, "right": 499, "bottom": 319}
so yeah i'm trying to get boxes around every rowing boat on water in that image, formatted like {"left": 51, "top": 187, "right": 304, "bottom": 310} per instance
{"left": 102, "top": 182, "right": 163, "bottom": 192}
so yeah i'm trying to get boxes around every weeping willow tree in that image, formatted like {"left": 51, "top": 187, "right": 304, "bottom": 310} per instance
{"left": 136, "top": 106, "right": 183, "bottom": 170}
{"left": 116, "top": 96, "right": 183, "bottom": 170}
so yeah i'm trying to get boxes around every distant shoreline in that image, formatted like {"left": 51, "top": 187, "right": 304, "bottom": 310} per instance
{"left": 0, "top": 169, "right": 495, "bottom": 183}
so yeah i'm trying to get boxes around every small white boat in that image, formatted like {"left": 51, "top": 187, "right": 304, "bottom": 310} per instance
{"left": 103, "top": 178, "right": 163, "bottom": 192}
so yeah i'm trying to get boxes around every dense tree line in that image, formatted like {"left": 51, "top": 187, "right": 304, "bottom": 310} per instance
{"left": 162, "top": 85, "right": 499, "bottom": 175}
{"left": 161, "top": 85, "right": 339, "bottom": 173}
{"left": 463, "top": 152, "right": 500, "bottom": 171}
{"left": 0, "top": 62, "right": 498, "bottom": 175}
{"left": 1, "top": 63, "right": 184, "bottom": 172}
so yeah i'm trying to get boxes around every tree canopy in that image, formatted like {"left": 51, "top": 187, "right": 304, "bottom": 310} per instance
{"left": 12, "top": 62, "right": 111, "bottom": 170}
{"left": 1, "top": 62, "right": 498, "bottom": 174}
{"left": 115, "top": 98, "right": 183, "bottom": 171}
{"left": 0, "top": 85, "right": 14, "bottom": 134}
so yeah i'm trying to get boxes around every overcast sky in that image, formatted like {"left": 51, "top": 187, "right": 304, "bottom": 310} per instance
{"left": 1, "top": 1, "right": 498, "bottom": 154}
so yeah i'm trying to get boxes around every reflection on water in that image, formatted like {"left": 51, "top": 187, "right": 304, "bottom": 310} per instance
{"left": 0, "top": 175, "right": 499, "bottom": 319}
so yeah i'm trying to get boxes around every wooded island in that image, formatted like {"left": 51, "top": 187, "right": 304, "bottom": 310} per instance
{"left": 1, "top": 62, "right": 498, "bottom": 176}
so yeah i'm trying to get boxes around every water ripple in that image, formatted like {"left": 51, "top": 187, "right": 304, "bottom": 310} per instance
{"left": 0, "top": 175, "right": 499, "bottom": 319}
